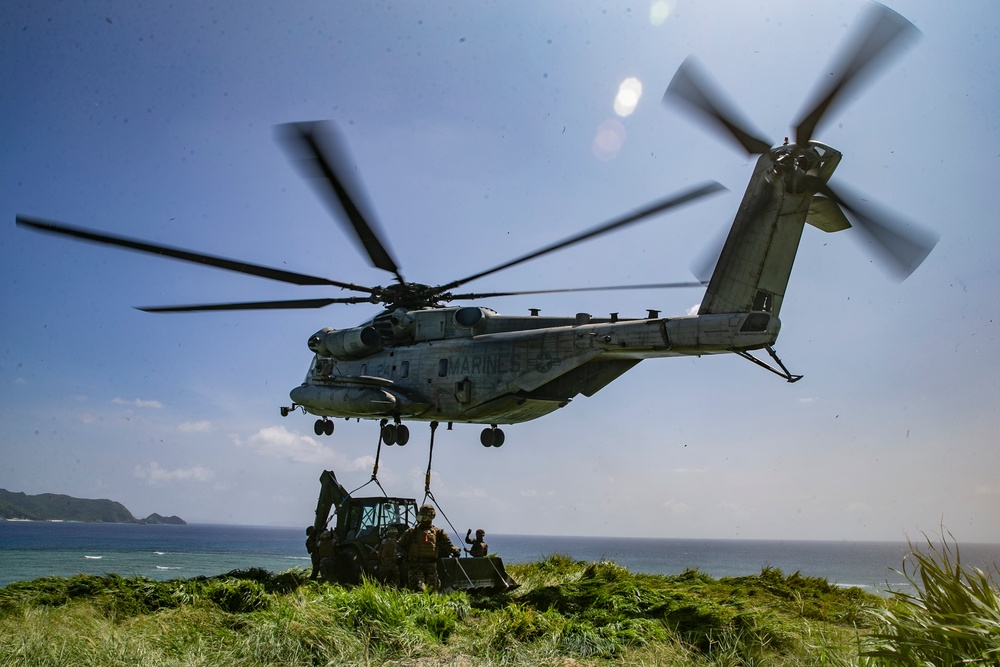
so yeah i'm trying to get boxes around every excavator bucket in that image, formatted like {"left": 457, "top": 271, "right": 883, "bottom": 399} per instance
{"left": 437, "top": 556, "right": 519, "bottom": 594}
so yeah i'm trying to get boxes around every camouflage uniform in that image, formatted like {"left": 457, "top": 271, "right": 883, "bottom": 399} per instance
{"left": 305, "top": 526, "right": 320, "bottom": 580}
{"left": 465, "top": 528, "right": 488, "bottom": 557}
{"left": 315, "top": 529, "right": 337, "bottom": 580}
{"left": 378, "top": 528, "right": 400, "bottom": 587}
{"left": 395, "top": 504, "right": 458, "bottom": 592}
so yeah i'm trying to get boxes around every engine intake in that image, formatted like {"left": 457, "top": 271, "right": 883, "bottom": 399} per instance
{"left": 308, "top": 326, "right": 383, "bottom": 359}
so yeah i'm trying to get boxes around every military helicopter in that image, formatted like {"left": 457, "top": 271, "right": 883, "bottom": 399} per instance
{"left": 17, "top": 3, "right": 935, "bottom": 450}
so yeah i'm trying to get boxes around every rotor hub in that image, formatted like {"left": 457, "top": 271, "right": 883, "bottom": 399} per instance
{"left": 766, "top": 142, "right": 840, "bottom": 195}
{"left": 375, "top": 282, "right": 448, "bottom": 310}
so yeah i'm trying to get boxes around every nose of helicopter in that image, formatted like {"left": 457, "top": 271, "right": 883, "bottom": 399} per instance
{"left": 289, "top": 384, "right": 309, "bottom": 405}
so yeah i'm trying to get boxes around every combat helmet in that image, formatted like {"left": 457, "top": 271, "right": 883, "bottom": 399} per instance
{"left": 418, "top": 503, "right": 436, "bottom": 520}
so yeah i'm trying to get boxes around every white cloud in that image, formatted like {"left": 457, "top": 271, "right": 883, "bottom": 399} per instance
{"left": 233, "top": 425, "right": 373, "bottom": 470}
{"left": 686, "top": 303, "right": 700, "bottom": 316}
{"left": 112, "top": 397, "right": 164, "bottom": 409}
{"left": 134, "top": 461, "right": 215, "bottom": 485}
{"left": 663, "top": 498, "right": 690, "bottom": 514}
{"left": 519, "top": 489, "right": 556, "bottom": 498}
{"left": 720, "top": 501, "right": 753, "bottom": 518}
{"left": 178, "top": 420, "right": 212, "bottom": 433}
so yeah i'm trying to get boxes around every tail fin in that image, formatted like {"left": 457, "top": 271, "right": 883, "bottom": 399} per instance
{"left": 699, "top": 145, "right": 846, "bottom": 318}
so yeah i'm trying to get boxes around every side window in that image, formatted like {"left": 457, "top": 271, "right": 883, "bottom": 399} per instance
{"left": 358, "top": 504, "right": 379, "bottom": 536}
{"left": 437, "top": 359, "right": 448, "bottom": 377}
{"left": 400, "top": 360, "right": 409, "bottom": 378}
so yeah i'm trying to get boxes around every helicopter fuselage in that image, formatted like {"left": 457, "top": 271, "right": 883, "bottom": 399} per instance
{"left": 16, "top": 4, "right": 932, "bottom": 449}
{"left": 288, "top": 305, "right": 780, "bottom": 425}
{"left": 286, "top": 140, "right": 857, "bottom": 432}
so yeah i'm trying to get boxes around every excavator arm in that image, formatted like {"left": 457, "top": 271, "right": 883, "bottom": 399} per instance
{"left": 313, "top": 469, "right": 350, "bottom": 536}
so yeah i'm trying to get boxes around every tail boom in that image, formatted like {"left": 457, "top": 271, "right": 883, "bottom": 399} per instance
{"left": 699, "top": 142, "right": 843, "bottom": 319}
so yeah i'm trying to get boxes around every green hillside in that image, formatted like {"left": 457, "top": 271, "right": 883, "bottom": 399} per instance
{"left": 0, "top": 488, "right": 184, "bottom": 524}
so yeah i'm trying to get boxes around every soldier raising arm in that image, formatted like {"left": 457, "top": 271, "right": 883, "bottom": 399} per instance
{"left": 465, "top": 528, "right": 489, "bottom": 557}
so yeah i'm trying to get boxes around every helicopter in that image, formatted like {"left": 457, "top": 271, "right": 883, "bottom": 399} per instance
{"left": 16, "top": 3, "right": 935, "bottom": 450}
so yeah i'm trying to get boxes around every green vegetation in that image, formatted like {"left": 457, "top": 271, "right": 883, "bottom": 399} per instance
{"left": 860, "top": 534, "right": 1000, "bottom": 666}
{"left": 0, "top": 542, "right": 996, "bottom": 666}
{"left": 0, "top": 488, "right": 135, "bottom": 523}
{"left": 0, "top": 488, "right": 184, "bottom": 524}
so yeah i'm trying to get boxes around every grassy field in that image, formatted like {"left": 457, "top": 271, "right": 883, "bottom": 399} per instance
{"left": 1, "top": 539, "right": 996, "bottom": 666}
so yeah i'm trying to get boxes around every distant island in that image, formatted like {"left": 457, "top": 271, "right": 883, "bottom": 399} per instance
{"left": 0, "top": 489, "right": 185, "bottom": 524}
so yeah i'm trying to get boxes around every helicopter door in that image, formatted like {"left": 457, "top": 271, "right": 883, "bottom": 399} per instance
{"left": 455, "top": 378, "right": 471, "bottom": 403}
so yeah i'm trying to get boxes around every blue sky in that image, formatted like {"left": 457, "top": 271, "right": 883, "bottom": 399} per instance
{"left": 2, "top": 0, "right": 998, "bottom": 542}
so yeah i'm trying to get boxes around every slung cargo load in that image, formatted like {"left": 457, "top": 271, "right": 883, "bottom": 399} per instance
{"left": 312, "top": 469, "right": 518, "bottom": 594}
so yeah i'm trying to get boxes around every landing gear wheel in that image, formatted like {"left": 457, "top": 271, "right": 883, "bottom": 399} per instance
{"left": 314, "top": 420, "right": 325, "bottom": 436}
{"left": 381, "top": 423, "right": 397, "bottom": 445}
{"left": 324, "top": 420, "right": 334, "bottom": 436}
{"left": 480, "top": 428, "right": 496, "bottom": 447}
{"left": 492, "top": 428, "right": 505, "bottom": 447}
{"left": 395, "top": 424, "right": 410, "bottom": 446}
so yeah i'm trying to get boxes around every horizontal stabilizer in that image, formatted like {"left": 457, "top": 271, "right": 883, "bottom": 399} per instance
{"left": 806, "top": 196, "right": 852, "bottom": 233}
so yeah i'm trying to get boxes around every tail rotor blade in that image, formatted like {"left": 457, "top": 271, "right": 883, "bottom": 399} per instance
{"left": 664, "top": 57, "right": 773, "bottom": 155}
{"left": 819, "top": 182, "right": 937, "bottom": 281}
{"left": 795, "top": 3, "right": 919, "bottom": 145}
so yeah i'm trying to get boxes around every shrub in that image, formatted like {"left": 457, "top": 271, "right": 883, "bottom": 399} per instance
{"left": 862, "top": 533, "right": 1000, "bottom": 666}
{"left": 203, "top": 578, "right": 270, "bottom": 614}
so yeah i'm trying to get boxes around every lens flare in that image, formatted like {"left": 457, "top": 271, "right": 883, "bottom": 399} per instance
{"left": 649, "top": 0, "right": 673, "bottom": 26}
{"left": 614, "top": 77, "right": 643, "bottom": 117}
{"left": 592, "top": 119, "right": 627, "bottom": 161}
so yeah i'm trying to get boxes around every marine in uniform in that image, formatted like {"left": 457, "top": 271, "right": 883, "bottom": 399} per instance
{"left": 305, "top": 525, "right": 320, "bottom": 580}
{"left": 465, "top": 528, "right": 488, "bottom": 557}
{"left": 395, "top": 504, "right": 459, "bottom": 592}
{"left": 378, "top": 526, "right": 400, "bottom": 587}
{"left": 315, "top": 529, "right": 337, "bottom": 580}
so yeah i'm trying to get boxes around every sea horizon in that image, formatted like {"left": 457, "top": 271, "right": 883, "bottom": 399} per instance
{"left": 2, "top": 521, "right": 998, "bottom": 593}
{"left": 8, "top": 517, "right": 996, "bottom": 546}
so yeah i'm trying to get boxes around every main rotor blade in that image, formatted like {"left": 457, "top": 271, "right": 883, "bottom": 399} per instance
{"left": 450, "top": 281, "right": 706, "bottom": 300}
{"left": 277, "top": 121, "right": 404, "bottom": 282}
{"left": 664, "top": 57, "right": 773, "bottom": 155}
{"left": 136, "top": 296, "right": 374, "bottom": 313}
{"left": 439, "top": 181, "right": 725, "bottom": 292}
{"left": 16, "top": 215, "right": 374, "bottom": 292}
{"left": 818, "top": 181, "right": 937, "bottom": 281}
{"left": 795, "top": 3, "right": 919, "bottom": 145}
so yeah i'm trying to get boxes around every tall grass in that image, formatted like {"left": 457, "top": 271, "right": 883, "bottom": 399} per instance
{"left": 0, "top": 558, "right": 881, "bottom": 666}
{"left": 862, "top": 533, "right": 1000, "bottom": 666}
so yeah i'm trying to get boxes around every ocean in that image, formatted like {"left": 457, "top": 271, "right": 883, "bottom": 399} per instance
{"left": 2, "top": 521, "right": 997, "bottom": 595}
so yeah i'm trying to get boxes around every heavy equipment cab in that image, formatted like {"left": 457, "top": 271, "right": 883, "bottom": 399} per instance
{"left": 312, "top": 469, "right": 517, "bottom": 593}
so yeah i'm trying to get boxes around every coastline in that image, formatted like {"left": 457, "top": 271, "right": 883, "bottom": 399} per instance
{"left": 2, "top": 521, "right": 997, "bottom": 591}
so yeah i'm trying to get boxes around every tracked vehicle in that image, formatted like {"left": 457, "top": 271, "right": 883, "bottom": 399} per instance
{"left": 312, "top": 470, "right": 518, "bottom": 594}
